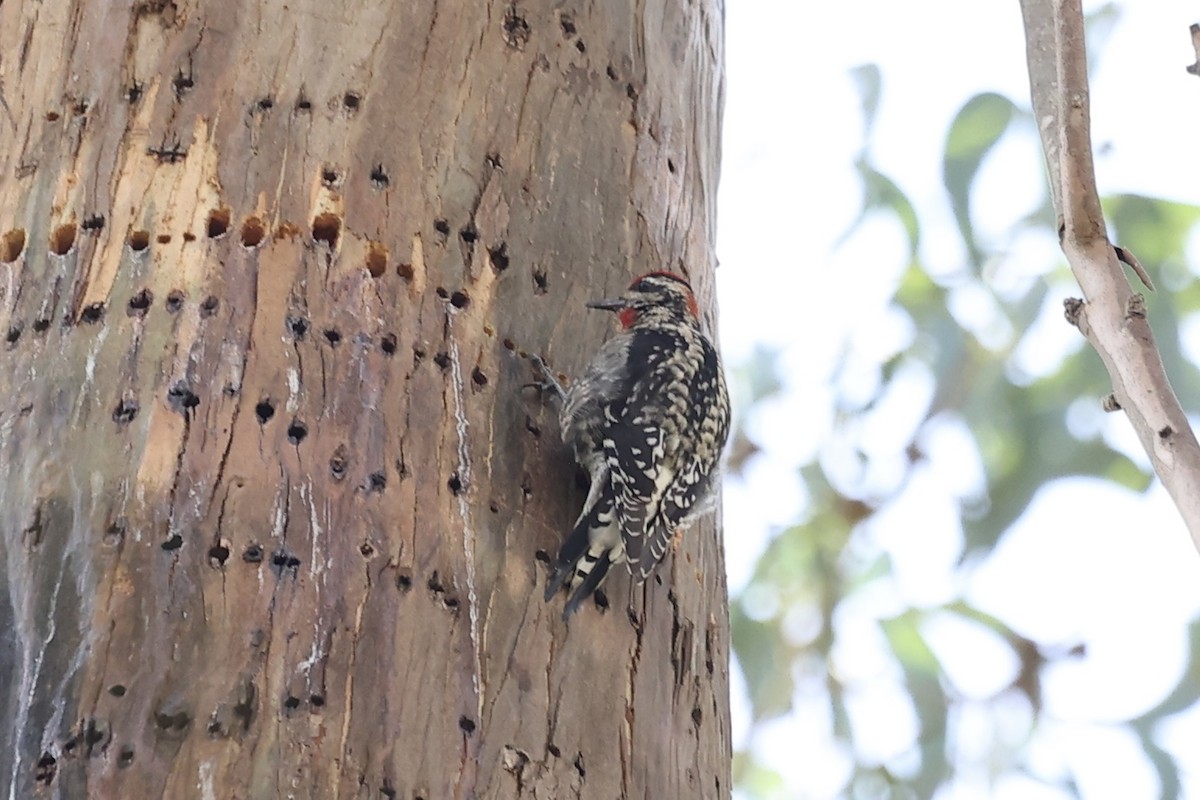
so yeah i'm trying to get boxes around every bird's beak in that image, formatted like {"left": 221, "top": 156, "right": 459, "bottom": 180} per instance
{"left": 586, "top": 297, "right": 629, "bottom": 312}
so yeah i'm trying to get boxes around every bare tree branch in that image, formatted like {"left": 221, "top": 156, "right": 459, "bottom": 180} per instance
{"left": 1020, "top": 0, "right": 1200, "bottom": 542}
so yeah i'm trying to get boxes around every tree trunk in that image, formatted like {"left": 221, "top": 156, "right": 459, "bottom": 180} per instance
{"left": 0, "top": 1, "right": 728, "bottom": 798}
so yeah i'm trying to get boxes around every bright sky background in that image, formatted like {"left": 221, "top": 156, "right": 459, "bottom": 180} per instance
{"left": 716, "top": 1, "right": 1200, "bottom": 797}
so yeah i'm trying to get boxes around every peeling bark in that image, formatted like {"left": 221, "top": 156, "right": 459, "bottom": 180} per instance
{"left": 0, "top": 0, "right": 730, "bottom": 798}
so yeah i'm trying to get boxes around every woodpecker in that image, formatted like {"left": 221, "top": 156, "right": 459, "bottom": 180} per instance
{"left": 533, "top": 271, "right": 731, "bottom": 619}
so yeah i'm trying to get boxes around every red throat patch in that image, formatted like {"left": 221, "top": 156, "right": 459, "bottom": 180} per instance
{"left": 618, "top": 307, "right": 638, "bottom": 329}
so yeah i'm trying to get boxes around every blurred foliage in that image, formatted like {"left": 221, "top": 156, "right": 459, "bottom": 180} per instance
{"left": 728, "top": 16, "right": 1200, "bottom": 800}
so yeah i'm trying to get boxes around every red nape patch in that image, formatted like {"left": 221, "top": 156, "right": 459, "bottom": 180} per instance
{"left": 618, "top": 307, "right": 638, "bottom": 329}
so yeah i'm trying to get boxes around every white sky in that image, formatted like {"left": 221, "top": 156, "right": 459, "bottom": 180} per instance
{"left": 716, "top": 1, "right": 1200, "bottom": 797}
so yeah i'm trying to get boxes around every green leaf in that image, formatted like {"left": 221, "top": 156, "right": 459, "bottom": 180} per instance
{"left": 942, "top": 93, "right": 1020, "bottom": 268}
{"left": 849, "top": 63, "right": 883, "bottom": 138}
{"left": 842, "top": 160, "right": 921, "bottom": 258}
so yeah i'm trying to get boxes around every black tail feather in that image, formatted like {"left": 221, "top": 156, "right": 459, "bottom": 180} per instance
{"left": 563, "top": 550, "right": 612, "bottom": 620}
{"left": 543, "top": 484, "right": 615, "bottom": 604}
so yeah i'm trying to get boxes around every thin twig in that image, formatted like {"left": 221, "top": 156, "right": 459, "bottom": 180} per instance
{"left": 1020, "top": 0, "right": 1200, "bottom": 542}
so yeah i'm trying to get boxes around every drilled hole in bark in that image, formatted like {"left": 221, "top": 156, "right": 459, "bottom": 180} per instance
{"left": 413, "top": 346, "right": 427, "bottom": 363}
{"left": 323, "top": 328, "right": 341, "bottom": 346}
{"left": 283, "top": 696, "right": 300, "bottom": 710}
{"left": 242, "top": 544, "right": 264, "bottom": 563}
{"left": 502, "top": 7, "right": 530, "bottom": 48}
{"left": 79, "top": 303, "right": 105, "bottom": 324}
{"left": 433, "top": 219, "right": 450, "bottom": 239}
{"left": 287, "top": 315, "right": 309, "bottom": 339}
{"left": 32, "top": 319, "right": 50, "bottom": 334}
{"left": 365, "top": 241, "right": 388, "bottom": 277}
{"left": 296, "top": 95, "right": 312, "bottom": 112}
{"left": 172, "top": 69, "right": 194, "bottom": 97}
{"left": 502, "top": 338, "right": 515, "bottom": 351}
{"left": 534, "top": 549, "right": 550, "bottom": 563}
{"left": 533, "top": 269, "right": 548, "bottom": 293}
{"left": 359, "top": 542, "right": 375, "bottom": 557}
{"left": 108, "top": 684, "right": 126, "bottom": 697}
{"left": 102, "top": 521, "right": 125, "bottom": 547}
{"left": 165, "top": 291, "right": 185, "bottom": 313}
{"left": 459, "top": 226, "right": 478, "bottom": 244}
{"left": 286, "top": 421, "right": 308, "bottom": 444}
{"left": 254, "top": 399, "right": 275, "bottom": 424}
{"left": 167, "top": 382, "right": 199, "bottom": 412}
{"left": 433, "top": 352, "right": 451, "bottom": 370}
{"left": 489, "top": 502, "right": 500, "bottom": 513}
{"left": 45, "top": 111, "right": 61, "bottom": 122}
{"left": 271, "top": 551, "right": 301, "bottom": 572}
{"left": 34, "top": 752, "right": 55, "bottom": 785}
{"left": 127, "top": 230, "right": 150, "bottom": 252}
{"left": 117, "top": 747, "right": 134, "bottom": 768}
{"left": 573, "top": 753, "right": 586, "bottom": 778}
{"left": 309, "top": 694, "right": 325, "bottom": 708}
{"left": 50, "top": 223, "right": 77, "bottom": 255}
{"left": 547, "top": 743, "right": 561, "bottom": 758}
{"left": 208, "top": 544, "right": 230, "bottom": 566}
{"left": 606, "top": 64, "right": 618, "bottom": 80}
{"left": 486, "top": 152, "right": 503, "bottom": 168}
{"left": 256, "top": 96, "right": 274, "bottom": 111}
{"left": 435, "top": 287, "right": 449, "bottom": 300}
{"left": 487, "top": 242, "right": 509, "bottom": 272}
{"left": 427, "top": 572, "right": 444, "bottom": 593}
{"left": 370, "top": 164, "right": 390, "bottom": 188}
{"left": 275, "top": 222, "right": 301, "bottom": 240}
{"left": 396, "top": 570, "right": 413, "bottom": 592}
{"left": 182, "top": 231, "right": 196, "bottom": 242}
{"left": 459, "top": 716, "right": 476, "bottom": 735}
{"left": 112, "top": 397, "right": 139, "bottom": 424}
{"left": 127, "top": 289, "right": 153, "bottom": 316}
{"left": 342, "top": 92, "right": 361, "bottom": 111}
{"left": 380, "top": 333, "right": 397, "bottom": 355}
{"left": 397, "top": 261, "right": 414, "bottom": 280}
{"left": 199, "top": 296, "right": 219, "bottom": 317}
{"left": 82, "top": 214, "right": 105, "bottom": 232}
{"left": 367, "top": 471, "right": 387, "bottom": 492}
{"left": 160, "top": 533, "right": 183, "bottom": 551}
{"left": 6, "top": 326, "right": 21, "bottom": 346}
{"left": 321, "top": 167, "right": 338, "bottom": 185}
{"left": 575, "top": 40, "right": 586, "bottom": 53}
{"left": 471, "top": 367, "right": 488, "bottom": 387}
{"left": 1, "top": 229, "right": 26, "bottom": 262}
{"left": 691, "top": 707, "right": 702, "bottom": 726}
{"left": 207, "top": 207, "right": 231, "bottom": 238}
{"left": 330, "top": 446, "right": 349, "bottom": 480}
{"left": 312, "top": 213, "right": 340, "bottom": 247}
{"left": 443, "top": 596, "right": 460, "bottom": 611}
{"left": 668, "top": 158, "right": 677, "bottom": 174}
{"left": 241, "top": 216, "right": 265, "bottom": 247}
{"left": 447, "top": 472, "right": 464, "bottom": 495}
{"left": 450, "top": 290, "right": 469, "bottom": 309}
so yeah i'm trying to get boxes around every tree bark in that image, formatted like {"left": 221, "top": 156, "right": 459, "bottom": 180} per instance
{"left": 0, "top": 1, "right": 730, "bottom": 798}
